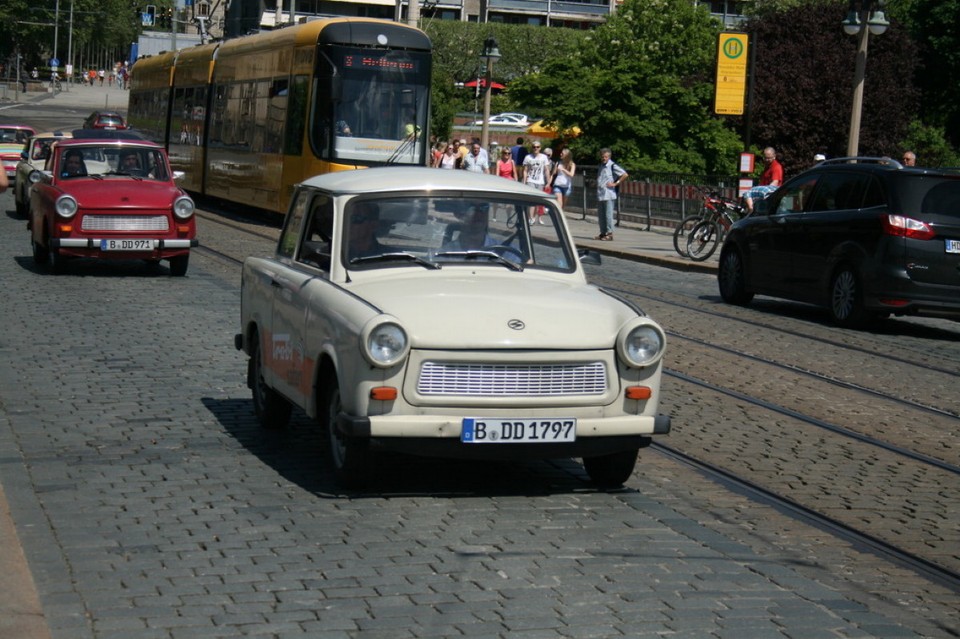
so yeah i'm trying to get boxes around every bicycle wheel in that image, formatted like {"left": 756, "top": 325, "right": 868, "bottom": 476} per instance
{"left": 672, "top": 215, "right": 704, "bottom": 258}
{"left": 686, "top": 220, "right": 720, "bottom": 262}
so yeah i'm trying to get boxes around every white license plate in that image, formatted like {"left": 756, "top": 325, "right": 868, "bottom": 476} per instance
{"left": 100, "top": 239, "right": 154, "bottom": 251}
{"left": 946, "top": 239, "right": 960, "bottom": 254}
{"left": 461, "top": 418, "right": 576, "bottom": 443}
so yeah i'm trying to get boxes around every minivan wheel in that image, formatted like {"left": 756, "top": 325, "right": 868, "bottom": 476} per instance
{"left": 718, "top": 248, "right": 754, "bottom": 305}
{"left": 830, "top": 266, "right": 868, "bottom": 327}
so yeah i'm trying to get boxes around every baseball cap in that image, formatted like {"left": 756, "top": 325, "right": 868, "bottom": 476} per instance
{"left": 814, "top": 153, "right": 826, "bottom": 162}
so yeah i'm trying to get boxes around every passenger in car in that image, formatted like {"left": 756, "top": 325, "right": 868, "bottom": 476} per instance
{"left": 442, "top": 206, "right": 495, "bottom": 251}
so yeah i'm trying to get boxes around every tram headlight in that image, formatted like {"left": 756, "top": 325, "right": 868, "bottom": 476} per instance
{"left": 173, "top": 195, "right": 195, "bottom": 219}
{"left": 617, "top": 319, "right": 666, "bottom": 368}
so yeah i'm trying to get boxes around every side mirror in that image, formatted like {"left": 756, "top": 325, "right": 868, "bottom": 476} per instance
{"left": 578, "top": 249, "right": 601, "bottom": 265}
{"left": 753, "top": 198, "right": 770, "bottom": 215}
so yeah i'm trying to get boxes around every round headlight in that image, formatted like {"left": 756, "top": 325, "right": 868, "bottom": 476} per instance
{"left": 55, "top": 194, "right": 78, "bottom": 218}
{"left": 28, "top": 170, "right": 43, "bottom": 184}
{"left": 173, "top": 195, "right": 195, "bottom": 219}
{"left": 362, "top": 319, "right": 409, "bottom": 368}
{"left": 618, "top": 321, "right": 666, "bottom": 368}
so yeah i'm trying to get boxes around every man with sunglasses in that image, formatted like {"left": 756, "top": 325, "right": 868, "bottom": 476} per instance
{"left": 347, "top": 201, "right": 385, "bottom": 260}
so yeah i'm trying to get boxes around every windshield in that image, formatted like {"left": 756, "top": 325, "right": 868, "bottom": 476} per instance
{"left": 313, "top": 45, "right": 430, "bottom": 166}
{"left": 56, "top": 145, "right": 170, "bottom": 181}
{"left": 342, "top": 195, "right": 574, "bottom": 272}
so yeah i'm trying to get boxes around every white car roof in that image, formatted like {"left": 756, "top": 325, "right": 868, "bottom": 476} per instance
{"left": 299, "top": 167, "right": 551, "bottom": 198}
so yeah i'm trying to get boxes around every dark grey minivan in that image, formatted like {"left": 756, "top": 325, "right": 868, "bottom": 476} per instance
{"left": 717, "top": 157, "right": 960, "bottom": 327}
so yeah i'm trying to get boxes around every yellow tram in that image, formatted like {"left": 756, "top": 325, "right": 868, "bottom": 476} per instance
{"left": 128, "top": 19, "right": 432, "bottom": 213}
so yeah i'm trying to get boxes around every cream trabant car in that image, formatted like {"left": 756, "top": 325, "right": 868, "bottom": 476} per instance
{"left": 236, "top": 167, "right": 670, "bottom": 487}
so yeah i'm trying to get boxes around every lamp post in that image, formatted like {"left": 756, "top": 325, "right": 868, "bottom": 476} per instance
{"left": 478, "top": 36, "right": 501, "bottom": 151}
{"left": 842, "top": 0, "right": 889, "bottom": 157}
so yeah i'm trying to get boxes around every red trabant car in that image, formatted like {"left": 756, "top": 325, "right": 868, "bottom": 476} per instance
{"left": 28, "top": 130, "right": 198, "bottom": 275}
{"left": 1, "top": 124, "right": 37, "bottom": 180}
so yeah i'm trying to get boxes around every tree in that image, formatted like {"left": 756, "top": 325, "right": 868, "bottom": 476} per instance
{"left": 745, "top": 0, "right": 920, "bottom": 175}
{"left": 504, "top": 0, "right": 742, "bottom": 175}
{"left": 894, "top": 0, "right": 960, "bottom": 147}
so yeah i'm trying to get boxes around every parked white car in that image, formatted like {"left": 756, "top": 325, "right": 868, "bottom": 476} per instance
{"left": 236, "top": 168, "right": 670, "bottom": 487}
{"left": 471, "top": 112, "right": 530, "bottom": 127}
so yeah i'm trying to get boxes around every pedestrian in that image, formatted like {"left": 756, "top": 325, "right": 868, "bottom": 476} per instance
{"left": 495, "top": 147, "right": 517, "bottom": 181}
{"left": 760, "top": 146, "right": 783, "bottom": 186}
{"left": 0, "top": 166, "right": 9, "bottom": 194}
{"left": 551, "top": 148, "right": 576, "bottom": 211}
{"left": 98, "top": 68, "right": 105, "bottom": 86}
{"left": 522, "top": 141, "right": 552, "bottom": 224}
{"left": 462, "top": 141, "right": 488, "bottom": 174}
{"left": 436, "top": 141, "right": 459, "bottom": 169}
{"left": 902, "top": 150, "right": 916, "bottom": 166}
{"left": 494, "top": 147, "right": 517, "bottom": 222}
{"left": 510, "top": 137, "right": 528, "bottom": 181}
{"left": 595, "top": 148, "right": 627, "bottom": 241}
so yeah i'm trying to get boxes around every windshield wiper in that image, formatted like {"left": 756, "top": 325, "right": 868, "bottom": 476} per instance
{"left": 434, "top": 250, "right": 523, "bottom": 271}
{"left": 349, "top": 252, "right": 441, "bottom": 270}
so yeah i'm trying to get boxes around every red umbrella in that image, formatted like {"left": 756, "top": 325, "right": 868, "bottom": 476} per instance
{"left": 463, "top": 79, "right": 506, "bottom": 90}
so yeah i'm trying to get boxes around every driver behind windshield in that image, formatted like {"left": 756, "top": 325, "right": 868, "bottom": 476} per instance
{"left": 347, "top": 201, "right": 385, "bottom": 260}
{"left": 442, "top": 205, "right": 496, "bottom": 251}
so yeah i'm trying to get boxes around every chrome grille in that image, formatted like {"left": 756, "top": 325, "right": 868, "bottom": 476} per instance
{"left": 81, "top": 215, "right": 169, "bottom": 231}
{"left": 417, "top": 361, "right": 608, "bottom": 397}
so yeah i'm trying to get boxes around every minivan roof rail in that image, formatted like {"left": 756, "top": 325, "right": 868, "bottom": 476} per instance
{"left": 819, "top": 156, "right": 904, "bottom": 169}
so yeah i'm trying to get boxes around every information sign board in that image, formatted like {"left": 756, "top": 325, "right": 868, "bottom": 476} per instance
{"left": 714, "top": 33, "right": 749, "bottom": 116}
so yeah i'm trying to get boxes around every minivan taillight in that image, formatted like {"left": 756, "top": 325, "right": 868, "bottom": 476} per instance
{"left": 883, "top": 214, "right": 936, "bottom": 240}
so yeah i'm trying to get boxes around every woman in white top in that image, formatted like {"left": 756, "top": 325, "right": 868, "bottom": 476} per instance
{"left": 551, "top": 149, "right": 576, "bottom": 211}
{"left": 436, "top": 141, "right": 459, "bottom": 169}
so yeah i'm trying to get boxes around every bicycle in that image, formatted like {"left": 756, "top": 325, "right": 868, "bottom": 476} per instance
{"left": 672, "top": 187, "right": 745, "bottom": 260}
{"left": 49, "top": 74, "right": 62, "bottom": 93}
{"left": 685, "top": 190, "right": 746, "bottom": 262}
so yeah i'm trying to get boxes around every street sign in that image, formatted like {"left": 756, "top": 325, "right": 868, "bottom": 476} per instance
{"left": 713, "top": 32, "right": 749, "bottom": 116}
{"left": 50, "top": 57, "right": 60, "bottom": 71}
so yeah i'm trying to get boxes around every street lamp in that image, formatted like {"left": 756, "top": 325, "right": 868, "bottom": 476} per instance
{"left": 842, "top": 0, "right": 889, "bottom": 157}
{"left": 478, "top": 36, "right": 501, "bottom": 151}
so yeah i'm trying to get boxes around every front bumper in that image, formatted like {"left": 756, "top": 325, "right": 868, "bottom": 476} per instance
{"left": 336, "top": 413, "right": 670, "bottom": 460}
{"left": 53, "top": 238, "right": 199, "bottom": 249}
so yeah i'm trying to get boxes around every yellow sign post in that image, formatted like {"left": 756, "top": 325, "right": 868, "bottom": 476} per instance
{"left": 714, "top": 32, "right": 749, "bottom": 116}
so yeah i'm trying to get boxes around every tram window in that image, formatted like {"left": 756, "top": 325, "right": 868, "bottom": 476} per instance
{"left": 283, "top": 76, "right": 307, "bottom": 156}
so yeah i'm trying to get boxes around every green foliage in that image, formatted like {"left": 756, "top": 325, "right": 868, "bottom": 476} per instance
{"left": 900, "top": 120, "right": 960, "bottom": 167}
{"left": 505, "top": 0, "right": 742, "bottom": 174}
{"left": 745, "top": 0, "right": 920, "bottom": 176}
{"left": 0, "top": 0, "right": 142, "bottom": 71}
{"left": 895, "top": 0, "right": 960, "bottom": 146}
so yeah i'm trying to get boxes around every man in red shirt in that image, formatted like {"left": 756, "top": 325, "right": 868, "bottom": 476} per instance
{"left": 760, "top": 146, "right": 783, "bottom": 186}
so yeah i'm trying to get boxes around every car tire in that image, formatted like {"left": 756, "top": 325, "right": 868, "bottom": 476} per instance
{"left": 168, "top": 254, "right": 189, "bottom": 277}
{"left": 48, "top": 245, "right": 67, "bottom": 275}
{"left": 31, "top": 234, "right": 49, "bottom": 265}
{"left": 582, "top": 448, "right": 639, "bottom": 488}
{"left": 249, "top": 333, "right": 292, "bottom": 429}
{"left": 15, "top": 192, "right": 26, "bottom": 218}
{"left": 321, "top": 381, "right": 371, "bottom": 488}
{"left": 718, "top": 247, "right": 754, "bottom": 305}
{"left": 830, "top": 265, "right": 868, "bottom": 328}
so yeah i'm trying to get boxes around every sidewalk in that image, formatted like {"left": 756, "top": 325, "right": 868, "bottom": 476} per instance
{"left": 0, "top": 80, "right": 129, "bottom": 112}
{"left": 564, "top": 211, "right": 718, "bottom": 273}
